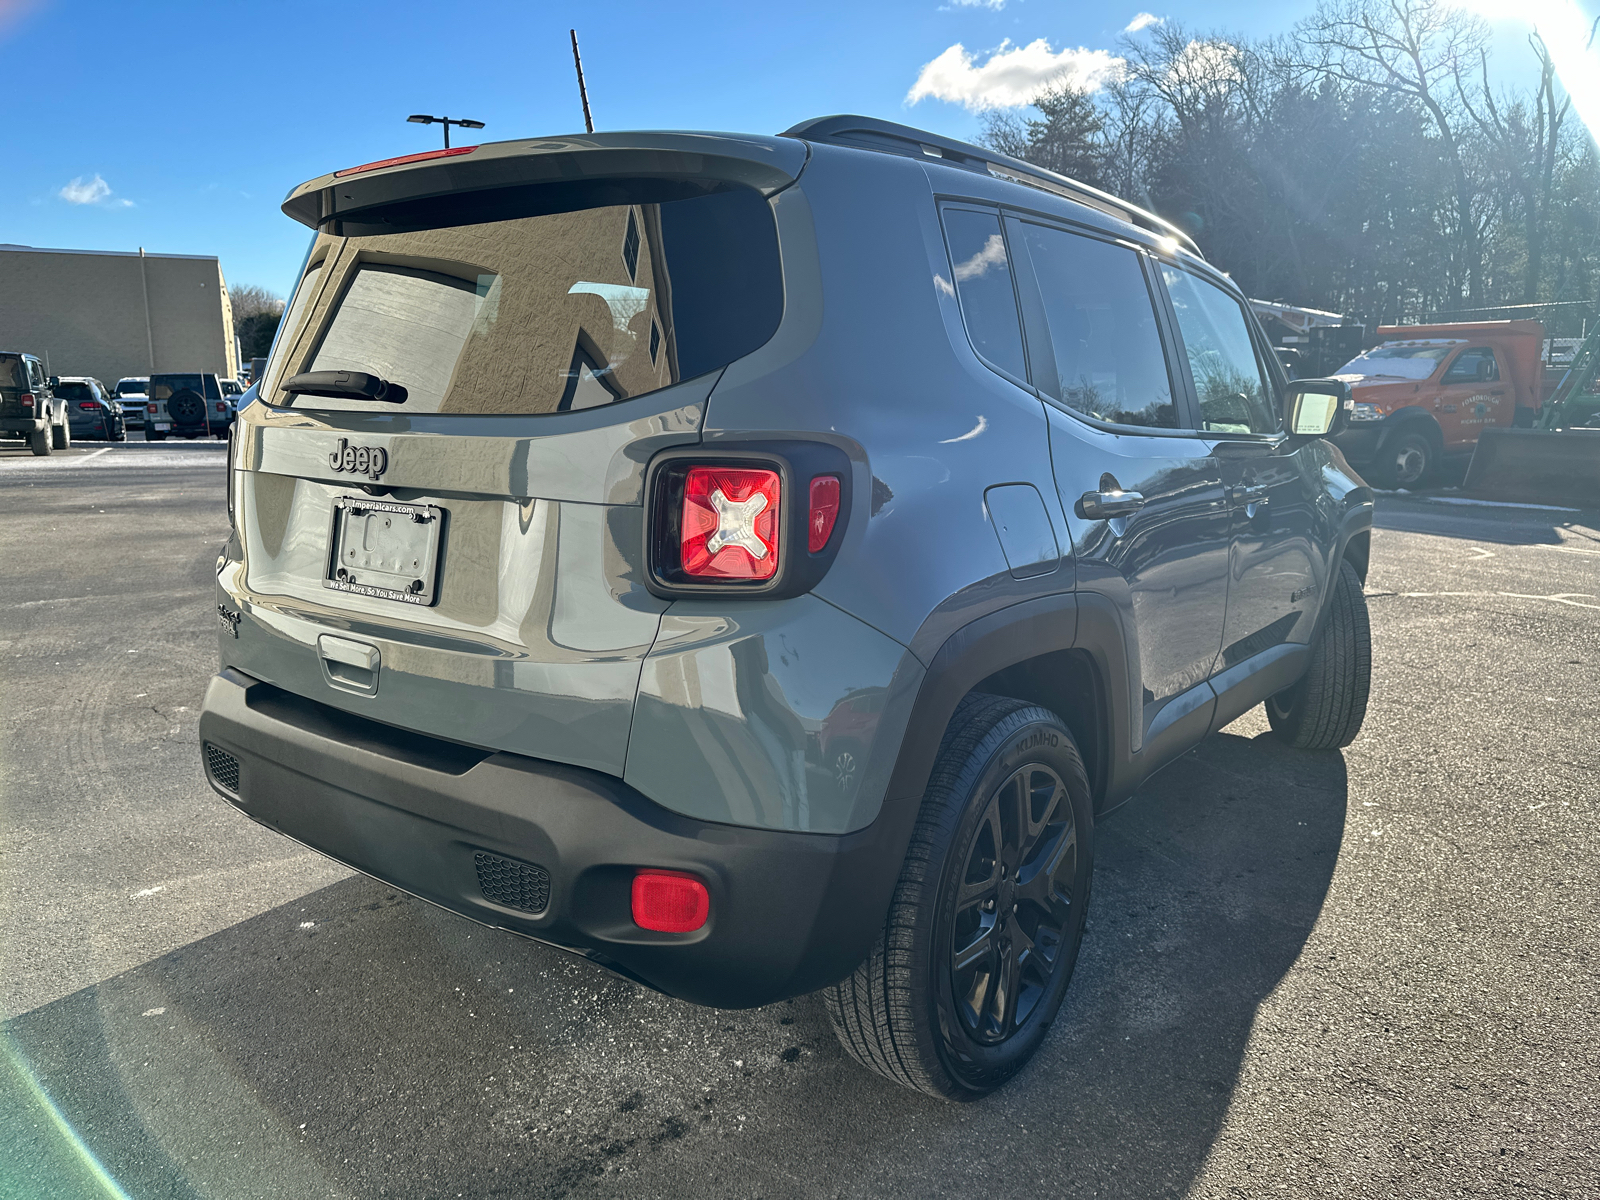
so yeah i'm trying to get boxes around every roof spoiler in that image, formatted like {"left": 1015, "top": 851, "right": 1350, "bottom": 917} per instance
{"left": 781, "top": 114, "right": 1201, "bottom": 258}
{"left": 281, "top": 132, "right": 809, "bottom": 232}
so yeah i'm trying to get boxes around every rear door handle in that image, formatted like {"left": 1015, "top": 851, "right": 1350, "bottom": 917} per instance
{"left": 1227, "top": 483, "right": 1269, "bottom": 506}
{"left": 1076, "top": 489, "right": 1146, "bottom": 519}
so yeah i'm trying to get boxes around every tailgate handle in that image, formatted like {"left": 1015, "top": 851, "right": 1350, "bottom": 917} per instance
{"left": 318, "top": 634, "right": 380, "bottom": 696}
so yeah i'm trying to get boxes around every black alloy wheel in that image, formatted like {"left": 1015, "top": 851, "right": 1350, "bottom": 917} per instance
{"left": 827, "top": 694, "right": 1093, "bottom": 1099}
{"left": 947, "top": 762, "right": 1078, "bottom": 1045}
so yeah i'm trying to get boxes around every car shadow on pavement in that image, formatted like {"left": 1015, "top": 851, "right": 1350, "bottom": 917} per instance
{"left": 2, "top": 729, "right": 1345, "bottom": 1200}
{"left": 1373, "top": 496, "right": 1600, "bottom": 547}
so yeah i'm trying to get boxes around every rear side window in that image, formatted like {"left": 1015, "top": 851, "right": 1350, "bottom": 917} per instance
{"left": 1161, "top": 267, "right": 1278, "bottom": 435}
{"left": 0, "top": 358, "right": 23, "bottom": 388}
{"left": 1442, "top": 347, "right": 1499, "bottom": 383}
{"left": 270, "top": 187, "right": 782, "bottom": 415}
{"left": 1017, "top": 223, "right": 1178, "bottom": 429}
{"left": 941, "top": 208, "right": 1028, "bottom": 382}
{"left": 149, "top": 375, "right": 202, "bottom": 401}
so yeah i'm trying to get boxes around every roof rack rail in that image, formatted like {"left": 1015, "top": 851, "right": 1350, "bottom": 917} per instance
{"left": 780, "top": 114, "right": 1202, "bottom": 259}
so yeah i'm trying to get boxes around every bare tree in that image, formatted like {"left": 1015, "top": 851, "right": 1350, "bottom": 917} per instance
{"left": 1302, "top": 0, "right": 1490, "bottom": 302}
{"left": 229, "top": 284, "right": 285, "bottom": 321}
{"left": 1465, "top": 33, "right": 1571, "bottom": 302}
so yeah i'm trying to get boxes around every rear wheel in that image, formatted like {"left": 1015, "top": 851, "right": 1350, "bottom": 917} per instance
{"left": 1266, "top": 559, "right": 1371, "bottom": 749}
{"left": 51, "top": 418, "right": 70, "bottom": 450}
{"left": 1373, "top": 430, "right": 1432, "bottom": 489}
{"left": 29, "top": 427, "right": 51, "bottom": 456}
{"left": 827, "top": 694, "right": 1093, "bottom": 1099}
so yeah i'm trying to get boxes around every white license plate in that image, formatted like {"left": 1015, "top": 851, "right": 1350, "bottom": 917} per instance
{"left": 154, "top": 423, "right": 170, "bottom": 431}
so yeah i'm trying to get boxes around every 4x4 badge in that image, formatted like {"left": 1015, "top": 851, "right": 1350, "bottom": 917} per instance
{"left": 329, "top": 437, "right": 388, "bottom": 481}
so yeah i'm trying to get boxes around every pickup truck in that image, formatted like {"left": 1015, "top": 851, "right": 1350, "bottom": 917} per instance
{"left": 1329, "top": 320, "right": 1544, "bottom": 488}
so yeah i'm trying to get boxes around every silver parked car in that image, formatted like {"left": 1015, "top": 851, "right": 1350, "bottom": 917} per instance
{"left": 200, "top": 117, "right": 1373, "bottom": 1098}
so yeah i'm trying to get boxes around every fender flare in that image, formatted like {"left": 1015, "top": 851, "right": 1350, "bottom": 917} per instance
{"left": 1375, "top": 407, "right": 1443, "bottom": 457}
{"left": 881, "top": 590, "right": 1136, "bottom": 819}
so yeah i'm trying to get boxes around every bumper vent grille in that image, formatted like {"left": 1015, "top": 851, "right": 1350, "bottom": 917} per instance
{"left": 474, "top": 852, "right": 550, "bottom": 915}
{"left": 204, "top": 744, "right": 241, "bottom": 793}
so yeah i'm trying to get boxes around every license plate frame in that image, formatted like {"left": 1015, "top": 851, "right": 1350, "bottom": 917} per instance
{"left": 324, "top": 496, "right": 444, "bottom": 606}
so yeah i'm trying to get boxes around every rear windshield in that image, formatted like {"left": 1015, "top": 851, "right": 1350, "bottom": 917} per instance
{"left": 150, "top": 375, "right": 201, "bottom": 400}
{"left": 57, "top": 382, "right": 95, "bottom": 402}
{"left": 0, "top": 357, "right": 25, "bottom": 389}
{"left": 263, "top": 185, "right": 783, "bottom": 415}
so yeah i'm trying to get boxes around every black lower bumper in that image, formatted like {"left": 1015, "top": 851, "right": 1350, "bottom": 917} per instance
{"left": 0, "top": 417, "right": 45, "bottom": 435}
{"left": 198, "top": 669, "right": 911, "bottom": 1008}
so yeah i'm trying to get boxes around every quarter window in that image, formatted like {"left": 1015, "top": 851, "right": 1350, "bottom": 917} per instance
{"left": 942, "top": 208, "right": 1028, "bottom": 382}
{"left": 1017, "top": 223, "right": 1178, "bottom": 429}
{"left": 1162, "top": 267, "right": 1278, "bottom": 435}
{"left": 1442, "top": 347, "right": 1499, "bottom": 384}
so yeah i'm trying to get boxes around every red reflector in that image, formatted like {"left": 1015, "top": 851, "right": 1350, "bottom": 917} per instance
{"left": 808, "top": 475, "right": 841, "bottom": 553}
{"left": 334, "top": 145, "right": 477, "bottom": 177}
{"left": 681, "top": 466, "right": 780, "bottom": 580}
{"left": 19, "top": 393, "right": 33, "bottom": 407}
{"left": 631, "top": 870, "right": 710, "bottom": 933}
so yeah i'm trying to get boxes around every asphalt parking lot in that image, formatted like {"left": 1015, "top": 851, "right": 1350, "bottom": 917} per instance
{"left": 1, "top": 441, "right": 1596, "bottom": 1199}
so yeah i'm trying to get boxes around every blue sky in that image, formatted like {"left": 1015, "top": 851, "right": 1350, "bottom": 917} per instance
{"left": 3, "top": 0, "right": 1585, "bottom": 297}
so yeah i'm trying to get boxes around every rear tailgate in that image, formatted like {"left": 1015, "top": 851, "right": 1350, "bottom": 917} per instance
{"left": 221, "top": 132, "right": 802, "bottom": 777}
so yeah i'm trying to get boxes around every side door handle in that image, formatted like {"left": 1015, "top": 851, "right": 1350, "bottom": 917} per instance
{"left": 1076, "top": 489, "right": 1147, "bottom": 519}
{"left": 1227, "top": 483, "right": 1269, "bottom": 506}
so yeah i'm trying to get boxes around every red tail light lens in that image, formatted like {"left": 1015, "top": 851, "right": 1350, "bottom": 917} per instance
{"left": 216, "top": 402, "right": 228, "bottom": 412}
{"left": 147, "top": 403, "right": 158, "bottom": 414}
{"left": 19, "top": 393, "right": 33, "bottom": 408}
{"left": 680, "top": 466, "right": 780, "bottom": 580}
{"left": 808, "top": 476, "right": 841, "bottom": 553}
{"left": 79, "top": 402, "right": 98, "bottom": 410}
{"left": 631, "top": 870, "right": 710, "bottom": 933}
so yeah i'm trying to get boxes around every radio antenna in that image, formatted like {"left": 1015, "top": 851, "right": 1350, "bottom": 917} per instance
{"left": 570, "top": 29, "right": 594, "bottom": 133}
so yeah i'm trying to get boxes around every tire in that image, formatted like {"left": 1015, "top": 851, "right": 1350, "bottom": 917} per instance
{"left": 1266, "top": 559, "right": 1371, "bottom": 750}
{"left": 826, "top": 694, "right": 1094, "bottom": 1100}
{"left": 29, "top": 428, "right": 51, "bottom": 456}
{"left": 1372, "top": 430, "right": 1432, "bottom": 489}
{"left": 51, "top": 418, "right": 70, "bottom": 450}
{"left": 167, "top": 389, "right": 205, "bottom": 425}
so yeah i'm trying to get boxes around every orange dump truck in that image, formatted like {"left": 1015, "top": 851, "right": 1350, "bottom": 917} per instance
{"left": 1328, "top": 320, "right": 1546, "bottom": 488}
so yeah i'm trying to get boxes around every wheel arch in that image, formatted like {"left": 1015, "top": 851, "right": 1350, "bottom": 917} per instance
{"left": 883, "top": 592, "right": 1135, "bottom": 819}
{"left": 1377, "top": 407, "right": 1444, "bottom": 456}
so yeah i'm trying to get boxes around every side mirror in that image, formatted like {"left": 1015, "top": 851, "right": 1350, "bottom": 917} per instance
{"left": 1283, "top": 378, "right": 1352, "bottom": 438}
{"left": 48, "top": 376, "right": 60, "bottom": 388}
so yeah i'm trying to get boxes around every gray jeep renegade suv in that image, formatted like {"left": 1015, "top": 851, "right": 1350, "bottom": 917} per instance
{"left": 200, "top": 117, "right": 1373, "bottom": 1099}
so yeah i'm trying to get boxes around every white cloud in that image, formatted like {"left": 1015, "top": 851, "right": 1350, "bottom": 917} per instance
{"left": 944, "top": 0, "right": 1007, "bottom": 8}
{"left": 908, "top": 38, "right": 1124, "bottom": 110}
{"left": 1125, "top": 12, "right": 1162, "bottom": 32}
{"left": 58, "top": 174, "right": 132, "bottom": 207}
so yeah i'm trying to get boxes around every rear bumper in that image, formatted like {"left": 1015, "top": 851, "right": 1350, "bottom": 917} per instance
{"left": 198, "top": 668, "right": 912, "bottom": 1008}
{"left": 0, "top": 417, "right": 46, "bottom": 434}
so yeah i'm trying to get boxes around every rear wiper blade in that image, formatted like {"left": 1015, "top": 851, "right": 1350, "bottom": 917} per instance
{"left": 282, "top": 370, "right": 407, "bottom": 403}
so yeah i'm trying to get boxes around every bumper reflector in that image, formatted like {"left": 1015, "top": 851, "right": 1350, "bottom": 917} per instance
{"left": 631, "top": 869, "right": 710, "bottom": 933}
